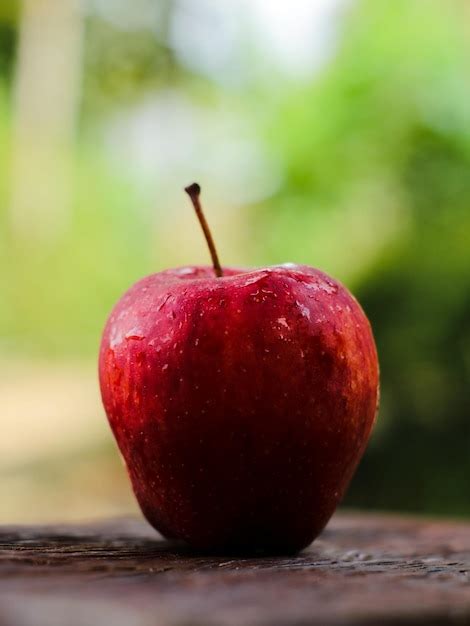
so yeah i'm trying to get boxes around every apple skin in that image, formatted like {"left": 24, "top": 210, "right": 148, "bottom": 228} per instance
{"left": 99, "top": 264, "right": 379, "bottom": 553}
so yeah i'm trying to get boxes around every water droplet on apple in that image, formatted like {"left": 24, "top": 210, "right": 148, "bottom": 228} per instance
{"left": 276, "top": 317, "right": 290, "bottom": 329}
{"left": 149, "top": 339, "right": 162, "bottom": 352}
{"left": 240, "top": 273, "right": 269, "bottom": 287}
{"left": 305, "top": 279, "right": 338, "bottom": 295}
{"left": 125, "top": 328, "right": 145, "bottom": 341}
{"left": 320, "top": 280, "right": 338, "bottom": 294}
{"left": 158, "top": 294, "right": 172, "bottom": 311}
{"left": 296, "top": 301, "right": 311, "bottom": 320}
{"left": 175, "top": 267, "right": 197, "bottom": 276}
{"left": 109, "top": 329, "right": 124, "bottom": 348}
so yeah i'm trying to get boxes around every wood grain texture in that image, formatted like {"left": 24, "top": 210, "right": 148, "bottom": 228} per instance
{"left": 1, "top": 512, "right": 470, "bottom": 626}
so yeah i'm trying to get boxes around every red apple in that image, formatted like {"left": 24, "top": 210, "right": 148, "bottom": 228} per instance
{"left": 99, "top": 184, "right": 379, "bottom": 553}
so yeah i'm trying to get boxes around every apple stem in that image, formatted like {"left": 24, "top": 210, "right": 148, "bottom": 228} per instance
{"left": 184, "top": 183, "right": 223, "bottom": 278}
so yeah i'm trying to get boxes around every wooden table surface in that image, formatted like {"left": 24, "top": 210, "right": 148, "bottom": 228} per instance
{"left": 1, "top": 512, "right": 470, "bottom": 626}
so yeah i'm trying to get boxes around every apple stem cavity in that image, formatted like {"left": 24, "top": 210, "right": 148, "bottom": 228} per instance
{"left": 185, "top": 183, "right": 223, "bottom": 278}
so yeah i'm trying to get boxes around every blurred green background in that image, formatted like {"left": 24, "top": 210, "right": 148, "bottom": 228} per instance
{"left": 1, "top": 0, "right": 469, "bottom": 522}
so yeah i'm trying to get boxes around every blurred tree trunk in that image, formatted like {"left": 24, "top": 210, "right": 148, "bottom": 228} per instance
{"left": 9, "top": 0, "right": 83, "bottom": 242}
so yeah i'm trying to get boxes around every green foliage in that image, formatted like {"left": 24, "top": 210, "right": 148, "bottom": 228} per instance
{"left": 0, "top": 0, "right": 17, "bottom": 79}
{"left": 82, "top": 15, "right": 176, "bottom": 118}
{"left": 0, "top": 0, "right": 19, "bottom": 24}
{"left": 0, "top": 104, "right": 153, "bottom": 355}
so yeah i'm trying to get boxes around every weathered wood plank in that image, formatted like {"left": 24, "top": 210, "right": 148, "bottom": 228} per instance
{"left": 0, "top": 512, "right": 469, "bottom": 625}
